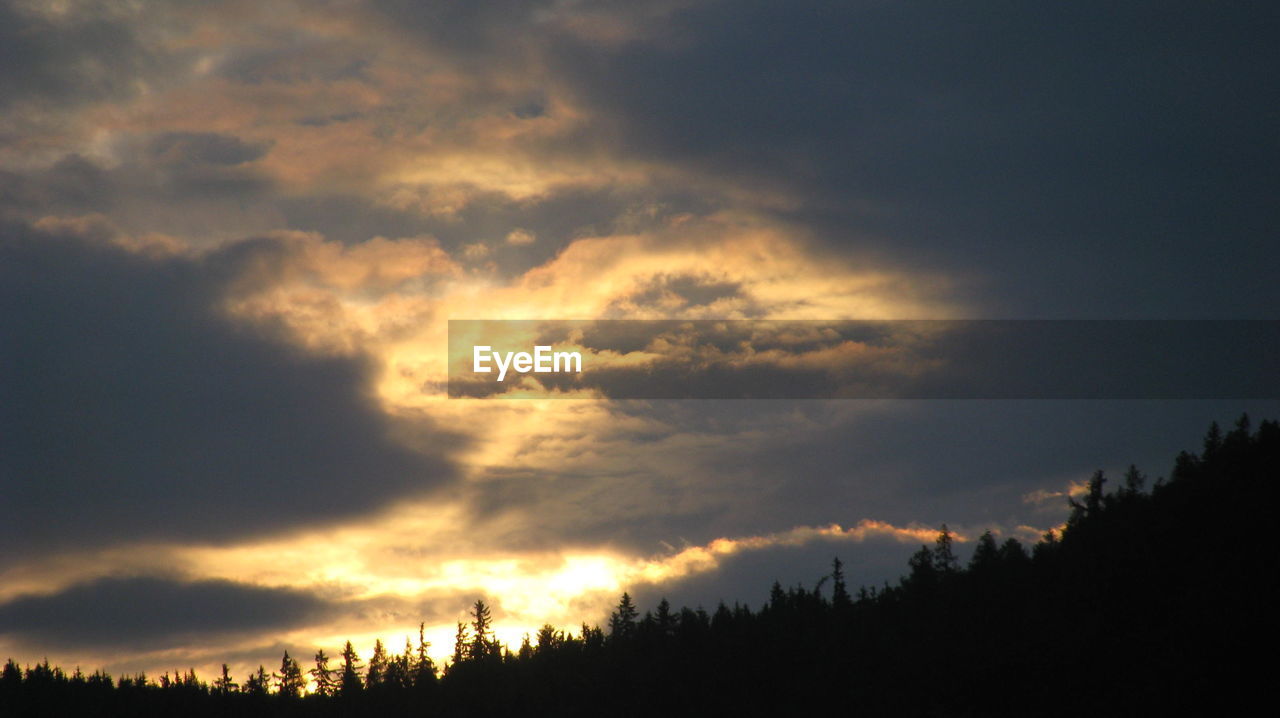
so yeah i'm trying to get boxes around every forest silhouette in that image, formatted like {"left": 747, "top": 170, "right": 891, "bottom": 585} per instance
{"left": 1, "top": 416, "right": 1273, "bottom": 716}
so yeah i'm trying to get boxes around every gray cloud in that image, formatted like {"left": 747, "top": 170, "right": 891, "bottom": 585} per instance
{"left": 0, "top": 221, "right": 464, "bottom": 555}
{"left": 0, "top": 1, "right": 159, "bottom": 109}
{"left": 0, "top": 576, "right": 334, "bottom": 649}
{"left": 541, "top": 0, "right": 1280, "bottom": 316}
{"left": 145, "top": 132, "right": 272, "bottom": 169}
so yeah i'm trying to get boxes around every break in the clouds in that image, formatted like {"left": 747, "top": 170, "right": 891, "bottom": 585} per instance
{"left": 1, "top": 0, "right": 1277, "bottom": 683}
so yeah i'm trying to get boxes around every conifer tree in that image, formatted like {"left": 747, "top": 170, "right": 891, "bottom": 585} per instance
{"left": 212, "top": 664, "right": 236, "bottom": 695}
{"left": 998, "top": 537, "right": 1029, "bottom": 565}
{"left": 452, "top": 621, "right": 469, "bottom": 667}
{"left": 831, "top": 557, "right": 851, "bottom": 607}
{"left": 934, "top": 524, "right": 960, "bottom": 573}
{"left": 535, "top": 624, "right": 559, "bottom": 653}
{"left": 365, "top": 639, "right": 388, "bottom": 688}
{"left": 243, "top": 666, "right": 269, "bottom": 696}
{"left": 470, "top": 600, "right": 498, "bottom": 661}
{"left": 655, "top": 597, "right": 676, "bottom": 637}
{"left": 1123, "top": 464, "right": 1146, "bottom": 495}
{"left": 275, "top": 651, "right": 305, "bottom": 698}
{"left": 907, "top": 544, "right": 937, "bottom": 587}
{"left": 339, "top": 641, "right": 363, "bottom": 695}
{"left": 608, "top": 592, "right": 639, "bottom": 640}
{"left": 414, "top": 623, "right": 437, "bottom": 685}
{"left": 969, "top": 531, "right": 999, "bottom": 571}
{"left": 311, "top": 650, "right": 335, "bottom": 697}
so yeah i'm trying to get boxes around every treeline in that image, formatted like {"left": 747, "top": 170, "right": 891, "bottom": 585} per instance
{"left": 2, "top": 416, "right": 1275, "bottom": 716}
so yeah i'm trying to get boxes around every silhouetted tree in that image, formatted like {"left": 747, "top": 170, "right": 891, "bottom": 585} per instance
{"left": 275, "top": 651, "right": 305, "bottom": 698}
{"left": 998, "top": 537, "right": 1028, "bottom": 565}
{"left": 934, "top": 524, "right": 960, "bottom": 573}
{"left": 1203, "top": 421, "right": 1224, "bottom": 458}
{"left": 243, "top": 665, "right": 269, "bottom": 696}
{"left": 535, "top": 624, "right": 560, "bottom": 654}
{"left": 470, "top": 600, "right": 500, "bottom": 662}
{"left": 365, "top": 639, "right": 388, "bottom": 688}
{"left": 907, "top": 543, "right": 937, "bottom": 587}
{"left": 609, "top": 592, "right": 639, "bottom": 640}
{"left": 311, "top": 649, "right": 336, "bottom": 697}
{"left": 831, "top": 557, "right": 851, "bottom": 607}
{"left": 451, "top": 621, "right": 469, "bottom": 668}
{"left": 414, "top": 622, "right": 437, "bottom": 686}
{"left": 339, "top": 641, "right": 363, "bottom": 695}
{"left": 212, "top": 663, "right": 236, "bottom": 695}
{"left": 969, "top": 530, "right": 999, "bottom": 571}
{"left": 1123, "top": 464, "right": 1146, "bottom": 495}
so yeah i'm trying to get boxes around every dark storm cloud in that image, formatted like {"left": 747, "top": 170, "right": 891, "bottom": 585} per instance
{"left": 145, "top": 132, "right": 272, "bottom": 169}
{"left": 0, "top": 222, "right": 464, "bottom": 555}
{"left": 0, "top": 137, "right": 272, "bottom": 226}
{"left": 0, "top": 1, "right": 161, "bottom": 109}
{"left": 0, "top": 155, "right": 115, "bottom": 216}
{"left": 370, "top": 0, "right": 553, "bottom": 63}
{"left": 544, "top": 0, "right": 1280, "bottom": 316}
{"left": 137, "top": 132, "right": 275, "bottom": 199}
{"left": 0, "top": 577, "right": 334, "bottom": 649}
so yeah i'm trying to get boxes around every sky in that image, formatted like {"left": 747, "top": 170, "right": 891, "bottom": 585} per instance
{"left": 2, "top": 0, "right": 1279, "bottom": 683}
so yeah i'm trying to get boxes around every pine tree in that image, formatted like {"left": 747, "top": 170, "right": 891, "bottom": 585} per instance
{"left": 1123, "top": 464, "right": 1146, "bottom": 495}
{"left": 382, "top": 639, "right": 411, "bottom": 689}
{"left": 452, "top": 621, "right": 469, "bottom": 668}
{"left": 275, "top": 651, "right": 305, "bottom": 698}
{"left": 934, "top": 524, "right": 960, "bottom": 573}
{"left": 311, "top": 650, "right": 335, "bottom": 697}
{"left": 608, "top": 592, "right": 639, "bottom": 640}
{"left": 243, "top": 666, "right": 269, "bottom": 696}
{"left": 831, "top": 557, "right": 851, "bottom": 607}
{"left": 1203, "top": 421, "right": 1223, "bottom": 458}
{"left": 365, "top": 639, "right": 388, "bottom": 688}
{"left": 470, "top": 600, "right": 498, "bottom": 661}
{"left": 414, "top": 623, "right": 437, "bottom": 686}
{"left": 1, "top": 659, "right": 20, "bottom": 688}
{"left": 655, "top": 597, "right": 676, "bottom": 638}
{"left": 212, "top": 664, "right": 236, "bottom": 695}
{"left": 998, "top": 537, "right": 1029, "bottom": 565}
{"left": 969, "top": 531, "right": 999, "bottom": 571}
{"left": 907, "top": 544, "right": 937, "bottom": 587}
{"left": 535, "top": 624, "right": 559, "bottom": 654}
{"left": 339, "top": 641, "right": 363, "bottom": 695}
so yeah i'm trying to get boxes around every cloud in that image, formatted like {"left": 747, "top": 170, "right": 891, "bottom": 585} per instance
{"left": 145, "top": 131, "right": 272, "bottom": 168}
{"left": 542, "top": 0, "right": 1280, "bottom": 316}
{"left": 0, "top": 576, "right": 334, "bottom": 649}
{"left": 0, "top": 221, "right": 464, "bottom": 556}
{"left": 0, "top": 1, "right": 160, "bottom": 110}
{"left": 505, "top": 228, "right": 535, "bottom": 246}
